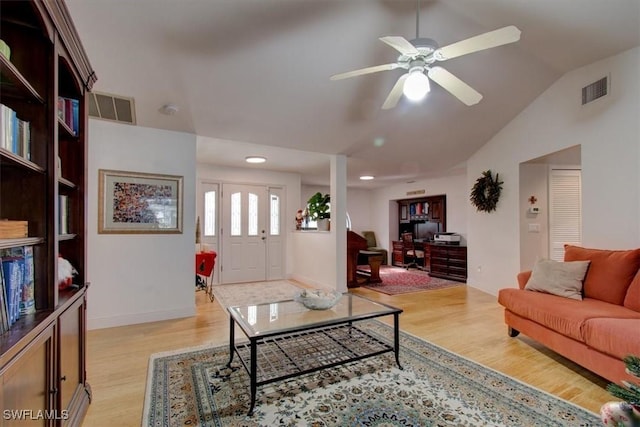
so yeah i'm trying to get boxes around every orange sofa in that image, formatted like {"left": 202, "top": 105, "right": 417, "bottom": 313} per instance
{"left": 498, "top": 245, "right": 640, "bottom": 384}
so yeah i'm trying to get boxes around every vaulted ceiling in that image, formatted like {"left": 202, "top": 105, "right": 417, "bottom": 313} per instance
{"left": 66, "top": 0, "right": 640, "bottom": 188}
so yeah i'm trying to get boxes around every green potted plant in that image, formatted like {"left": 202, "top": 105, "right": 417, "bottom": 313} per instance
{"left": 600, "top": 355, "right": 640, "bottom": 426}
{"left": 307, "top": 192, "right": 330, "bottom": 231}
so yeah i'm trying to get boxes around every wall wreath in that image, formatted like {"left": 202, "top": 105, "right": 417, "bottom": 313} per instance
{"left": 470, "top": 170, "right": 503, "bottom": 213}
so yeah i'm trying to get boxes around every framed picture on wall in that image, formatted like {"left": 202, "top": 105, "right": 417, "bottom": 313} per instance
{"left": 98, "top": 169, "right": 183, "bottom": 234}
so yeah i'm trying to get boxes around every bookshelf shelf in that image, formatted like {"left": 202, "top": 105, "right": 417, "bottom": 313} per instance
{"left": 0, "top": 237, "right": 44, "bottom": 250}
{"left": 0, "top": 1, "right": 95, "bottom": 424}
{"left": 59, "top": 176, "right": 76, "bottom": 189}
{"left": 0, "top": 147, "right": 45, "bottom": 173}
{"left": 0, "top": 52, "right": 45, "bottom": 104}
{"left": 58, "top": 233, "right": 77, "bottom": 241}
{"left": 58, "top": 116, "right": 77, "bottom": 138}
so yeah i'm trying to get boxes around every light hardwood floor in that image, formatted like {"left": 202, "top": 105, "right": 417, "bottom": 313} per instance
{"left": 83, "top": 282, "right": 611, "bottom": 426}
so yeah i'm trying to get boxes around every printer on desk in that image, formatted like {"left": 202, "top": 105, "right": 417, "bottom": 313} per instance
{"left": 433, "top": 232, "right": 461, "bottom": 245}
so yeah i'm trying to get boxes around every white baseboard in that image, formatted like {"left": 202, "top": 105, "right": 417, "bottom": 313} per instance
{"left": 88, "top": 306, "right": 195, "bottom": 330}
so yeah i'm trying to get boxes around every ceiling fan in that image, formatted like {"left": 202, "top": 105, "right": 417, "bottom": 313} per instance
{"left": 330, "top": 2, "right": 521, "bottom": 109}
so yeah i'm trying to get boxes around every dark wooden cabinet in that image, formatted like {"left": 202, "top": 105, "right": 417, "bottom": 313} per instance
{"left": 428, "top": 244, "right": 467, "bottom": 282}
{"left": 428, "top": 198, "right": 443, "bottom": 222}
{"left": 1, "top": 322, "right": 55, "bottom": 427}
{"left": 0, "top": 1, "right": 96, "bottom": 425}
{"left": 392, "top": 241, "right": 404, "bottom": 267}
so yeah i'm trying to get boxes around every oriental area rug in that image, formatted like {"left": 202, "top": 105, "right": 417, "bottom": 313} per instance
{"left": 210, "top": 280, "right": 302, "bottom": 308}
{"left": 358, "top": 265, "right": 463, "bottom": 295}
{"left": 142, "top": 320, "right": 601, "bottom": 426}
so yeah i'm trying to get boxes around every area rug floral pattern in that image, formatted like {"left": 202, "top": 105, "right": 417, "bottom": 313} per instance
{"left": 358, "top": 265, "right": 463, "bottom": 295}
{"left": 143, "top": 320, "right": 600, "bottom": 426}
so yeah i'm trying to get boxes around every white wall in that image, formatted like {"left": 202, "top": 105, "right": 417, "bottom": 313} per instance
{"left": 301, "top": 184, "right": 373, "bottom": 234}
{"left": 468, "top": 47, "right": 640, "bottom": 296}
{"left": 519, "top": 163, "right": 548, "bottom": 271}
{"left": 87, "top": 120, "right": 197, "bottom": 329}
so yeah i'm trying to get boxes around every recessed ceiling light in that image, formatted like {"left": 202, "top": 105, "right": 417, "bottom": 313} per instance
{"left": 245, "top": 156, "right": 266, "bottom": 164}
{"left": 360, "top": 175, "right": 375, "bottom": 181}
{"left": 373, "top": 137, "right": 385, "bottom": 147}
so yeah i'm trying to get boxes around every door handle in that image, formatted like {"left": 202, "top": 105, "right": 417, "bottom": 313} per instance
{"left": 261, "top": 237, "right": 266, "bottom": 240}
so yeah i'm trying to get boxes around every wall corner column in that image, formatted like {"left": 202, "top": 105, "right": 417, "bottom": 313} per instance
{"left": 331, "top": 155, "right": 348, "bottom": 292}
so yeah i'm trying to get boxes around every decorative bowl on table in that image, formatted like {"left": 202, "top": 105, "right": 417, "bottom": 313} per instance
{"left": 294, "top": 289, "right": 342, "bottom": 310}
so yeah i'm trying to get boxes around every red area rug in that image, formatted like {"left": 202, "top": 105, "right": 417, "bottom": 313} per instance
{"left": 357, "top": 265, "right": 463, "bottom": 295}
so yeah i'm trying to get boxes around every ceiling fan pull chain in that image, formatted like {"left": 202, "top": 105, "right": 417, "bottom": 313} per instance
{"left": 416, "top": 0, "right": 421, "bottom": 39}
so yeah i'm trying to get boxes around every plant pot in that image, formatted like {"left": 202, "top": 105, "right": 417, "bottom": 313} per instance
{"left": 317, "top": 218, "right": 330, "bottom": 231}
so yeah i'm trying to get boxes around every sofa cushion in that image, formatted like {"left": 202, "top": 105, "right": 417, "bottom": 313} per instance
{"left": 524, "top": 259, "right": 590, "bottom": 300}
{"left": 624, "top": 269, "right": 640, "bottom": 312}
{"left": 498, "top": 288, "right": 640, "bottom": 342}
{"left": 362, "top": 231, "right": 377, "bottom": 249}
{"left": 582, "top": 318, "right": 640, "bottom": 359}
{"left": 564, "top": 245, "right": 640, "bottom": 305}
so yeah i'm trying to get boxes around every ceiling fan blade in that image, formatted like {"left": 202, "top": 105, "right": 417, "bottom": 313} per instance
{"left": 382, "top": 73, "right": 409, "bottom": 110}
{"left": 330, "top": 63, "right": 400, "bottom": 81}
{"left": 434, "top": 26, "right": 521, "bottom": 61}
{"left": 427, "top": 66, "right": 482, "bottom": 106}
{"left": 379, "top": 36, "right": 421, "bottom": 57}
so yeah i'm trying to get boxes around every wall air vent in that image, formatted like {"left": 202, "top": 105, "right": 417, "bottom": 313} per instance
{"left": 581, "top": 76, "right": 608, "bottom": 105}
{"left": 88, "top": 91, "right": 136, "bottom": 125}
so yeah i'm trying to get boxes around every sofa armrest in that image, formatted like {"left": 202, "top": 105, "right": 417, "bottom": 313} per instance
{"left": 517, "top": 270, "right": 532, "bottom": 289}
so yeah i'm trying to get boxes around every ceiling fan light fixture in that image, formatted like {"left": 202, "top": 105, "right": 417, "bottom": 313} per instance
{"left": 403, "top": 69, "right": 430, "bottom": 102}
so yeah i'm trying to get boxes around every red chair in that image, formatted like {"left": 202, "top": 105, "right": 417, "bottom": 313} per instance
{"left": 196, "top": 251, "right": 217, "bottom": 301}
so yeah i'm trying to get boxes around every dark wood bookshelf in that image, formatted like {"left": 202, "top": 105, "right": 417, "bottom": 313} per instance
{"left": 0, "top": 52, "right": 45, "bottom": 104}
{"left": 0, "top": 0, "right": 96, "bottom": 425}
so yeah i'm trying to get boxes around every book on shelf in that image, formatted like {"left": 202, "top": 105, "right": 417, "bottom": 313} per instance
{"left": 0, "top": 248, "right": 25, "bottom": 327}
{"left": 57, "top": 96, "right": 80, "bottom": 135}
{"left": 59, "top": 195, "right": 69, "bottom": 234}
{"left": 0, "top": 246, "right": 36, "bottom": 333}
{"left": 20, "top": 246, "right": 35, "bottom": 316}
{"left": 0, "top": 264, "right": 8, "bottom": 334}
{"left": 0, "top": 103, "right": 31, "bottom": 160}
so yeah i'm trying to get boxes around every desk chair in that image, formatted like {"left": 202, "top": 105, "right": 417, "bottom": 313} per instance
{"left": 401, "top": 232, "right": 425, "bottom": 270}
{"left": 196, "top": 251, "right": 217, "bottom": 301}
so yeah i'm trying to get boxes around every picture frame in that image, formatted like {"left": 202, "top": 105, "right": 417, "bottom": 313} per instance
{"left": 400, "top": 204, "right": 408, "bottom": 220}
{"left": 98, "top": 169, "right": 183, "bottom": 234}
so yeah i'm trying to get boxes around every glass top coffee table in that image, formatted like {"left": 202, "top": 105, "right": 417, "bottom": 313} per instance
{"left": 227, "top": 293, "right": 403, "bottom": 415}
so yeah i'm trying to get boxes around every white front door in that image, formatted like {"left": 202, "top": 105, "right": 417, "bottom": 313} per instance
{"left": 221, "top": 184, "right": 268, "bottom": 283}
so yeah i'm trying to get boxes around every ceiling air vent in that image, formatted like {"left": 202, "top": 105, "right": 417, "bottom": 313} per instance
{"left": 88, "top": 91, "right": 136, "bottom": 125}
{"left": 581, "top": 76, "right": 608, "bottom": 105}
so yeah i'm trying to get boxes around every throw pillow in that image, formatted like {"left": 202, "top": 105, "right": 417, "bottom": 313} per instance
{"left": 525, "top": 259, "right": 591, "bottom": 300}
{"left": 564, "top": 245, "right": 640, "bottom": 305}
{"left": 362, "top": 231, "right": 377, "bottom": 249}
{"left": 623, "top": 269, "right": 640, "bottom": 312}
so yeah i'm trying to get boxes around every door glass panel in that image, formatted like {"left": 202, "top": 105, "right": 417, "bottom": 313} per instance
{"left": 248, "top": 193, "right": 258, "bottom": 236}
{"left": 231, "top": 192, "right": 241, "bottom": 236}
{"left": 270, "top": 194, "right": 280, "bottom": 236}
{"left": 204, "top": 190, "right": 216, "bottom": 236}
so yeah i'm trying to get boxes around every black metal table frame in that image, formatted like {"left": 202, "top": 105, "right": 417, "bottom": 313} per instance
{"left": 227, "top": 303, "right": 402, "bottom": 416}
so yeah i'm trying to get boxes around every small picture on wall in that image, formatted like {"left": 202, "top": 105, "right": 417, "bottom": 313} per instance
{"left": 98, "top": 169, "right": 183, "bottom": 234}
